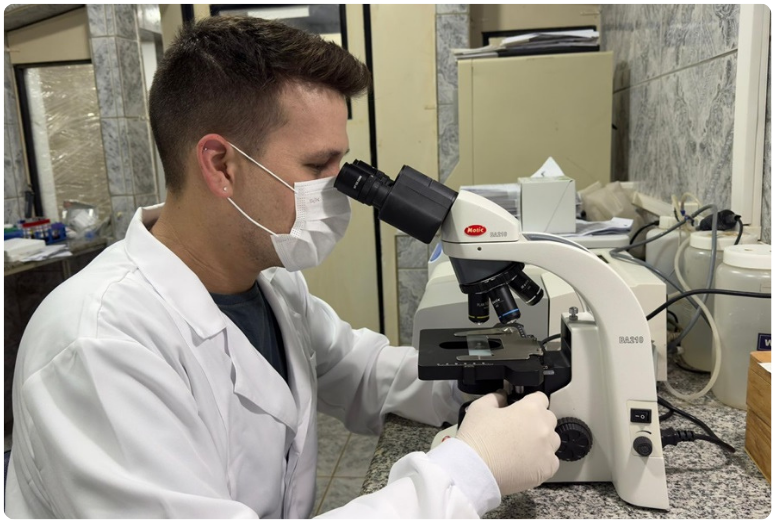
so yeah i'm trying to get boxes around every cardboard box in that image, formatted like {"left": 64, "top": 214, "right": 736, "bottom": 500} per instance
{"left": 745, "top": 351, "right": 771, "bottom": 483}
{"left": 518, "top": 176, "right": 576, "bottom": 233}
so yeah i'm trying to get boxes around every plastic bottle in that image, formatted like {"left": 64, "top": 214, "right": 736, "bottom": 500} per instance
{"left": 645, "top": 217, "right": 684, "bottom": 278}
{"left": 679, "top": 231, "right": 758, "bottom": 371}
{"left": 711, "top": 244, "right": 772, "bottom": 409}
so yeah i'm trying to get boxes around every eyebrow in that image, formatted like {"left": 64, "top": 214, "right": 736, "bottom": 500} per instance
{"left": 305, "top": 148, "right": 350, "bottom": 162}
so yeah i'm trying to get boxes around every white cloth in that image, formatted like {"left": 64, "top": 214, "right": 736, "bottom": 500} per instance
{"left": 5, "top": 204, "right": 500, "bottom": 518}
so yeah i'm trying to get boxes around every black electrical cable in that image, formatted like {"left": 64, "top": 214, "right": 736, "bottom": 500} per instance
{"left": 734, "top": 217, "right": 744, "bottom": 245}
{"left": 540, "top": 333, "right": 561, "bottom": 347}
{"left": 657, "top": 396, "right": 735, "bottom": 452}
{"left": 647, "top": 288, "right": 771, "bottom": 321}
{"left": 657, "top": 396, "right": 722, "bottom": 442}
{"left": 666, "top": 309, "right": 679, "bottom": 324}
{"left": 661, "top": 427, "right": 736, "bottom": 453}
{"left": 692, "top": 433, "right": 736, "bottom": 453}
{"left": 629, "top": 220, "right": 659, "bottom": 245}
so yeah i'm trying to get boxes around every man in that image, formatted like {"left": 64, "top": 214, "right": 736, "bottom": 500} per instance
{"left": 6, "top": 16, "right": 560, "bottom": 518}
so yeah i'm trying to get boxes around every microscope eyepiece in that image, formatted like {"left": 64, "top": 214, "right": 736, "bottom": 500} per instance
{"left": 335, "top": 161, "right": 457, "bottom": 244}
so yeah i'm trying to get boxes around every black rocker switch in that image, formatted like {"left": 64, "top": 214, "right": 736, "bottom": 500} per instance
{"left": 630, "top": 408, "right": 651, "bottom": 424}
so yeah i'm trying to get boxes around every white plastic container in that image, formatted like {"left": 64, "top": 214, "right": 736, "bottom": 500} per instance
{"left": 645, "top": 216, "right": 684, "bottom": 283}
{"left": 679, "top": 231, "right": 758, "bottom": 371}
{"left": 711, "top": 244, "right": 772, "bottom": 409}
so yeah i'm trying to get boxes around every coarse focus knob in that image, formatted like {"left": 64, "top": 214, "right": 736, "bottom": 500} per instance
{"left": 555, "top": 417, "right": 593, "bottom": 461}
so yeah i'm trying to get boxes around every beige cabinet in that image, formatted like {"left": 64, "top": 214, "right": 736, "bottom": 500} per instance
{"left": 447, "top": 52, "right": 613, "bottom": 192}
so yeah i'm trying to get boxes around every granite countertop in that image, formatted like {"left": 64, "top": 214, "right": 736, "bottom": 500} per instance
{"left": 362, "top": 363, "right": 771, "bottom": 518}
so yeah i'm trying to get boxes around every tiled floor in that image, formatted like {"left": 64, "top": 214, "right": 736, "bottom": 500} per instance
{"left": 3, "top": 416, "right": 377, "bottom": 516}
{"left": 314, "top": 412, "right": 379, "bottom": 516}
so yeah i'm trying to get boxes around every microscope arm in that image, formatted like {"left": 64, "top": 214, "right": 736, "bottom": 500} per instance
{"left": 439, "top": 190, "right": 669, "bottom": 510}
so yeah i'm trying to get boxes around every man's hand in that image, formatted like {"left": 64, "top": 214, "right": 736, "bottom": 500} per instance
{"left": 455, "top": 391, "right": 561, "bottom": 496}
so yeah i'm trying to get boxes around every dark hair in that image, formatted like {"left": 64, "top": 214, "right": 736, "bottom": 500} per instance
{"left": 149, "top": 16, "right": 371, "bottom": 194}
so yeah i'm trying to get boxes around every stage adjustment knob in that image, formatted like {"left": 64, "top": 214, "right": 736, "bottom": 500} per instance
{"left": 633, "top": 436, "right": 653, "bottom": 457}
{"left": 555, "top": 417, "right": 593, "bottom": 461}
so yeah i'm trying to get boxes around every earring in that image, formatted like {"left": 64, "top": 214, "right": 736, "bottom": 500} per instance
{"left": 223, "top": 187, "right": 228, "bottom": 192}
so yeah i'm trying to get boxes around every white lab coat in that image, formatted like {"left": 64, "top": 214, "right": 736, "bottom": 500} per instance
{"left": 6, "top": 205, "right": 500, "bottom": 518}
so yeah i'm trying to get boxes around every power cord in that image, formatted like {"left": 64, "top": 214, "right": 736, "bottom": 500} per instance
{"left": 540, "top": 333, "right": 561, "bottom": 347}
{"left": 657, "top": 396, "right": 736, "bottom": 453}
{"left": 647, "top": 288, "right": 772, "bottom": 320}
{"left": 661, "top": 428, "right": 736, "bottom": 454}
{"left": 734, "top": 217, "right": 744, "bottom": 245}
{"left": 629, "top": 220, "right": 659, "bottom": 246}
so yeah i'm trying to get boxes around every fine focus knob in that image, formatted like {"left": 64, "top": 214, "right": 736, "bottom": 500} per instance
{"left": 633, "top": 436, "right": 653, "bottom": 457}
{"left": 555, "top": 417, "right": 593, "bottom": 461}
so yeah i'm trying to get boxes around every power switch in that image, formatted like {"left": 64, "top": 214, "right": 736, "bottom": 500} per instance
{"left": 630, "top": 409, "right": 651, "bottom": 424}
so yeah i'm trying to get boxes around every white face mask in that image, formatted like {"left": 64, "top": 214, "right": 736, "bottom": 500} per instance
{"left": 226, "top": 142, "right": 351, "bottom": 272}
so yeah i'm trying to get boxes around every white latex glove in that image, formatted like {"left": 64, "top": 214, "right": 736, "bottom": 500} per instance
{"left": 456, "top": 391, "right": 561, "bottom": 496}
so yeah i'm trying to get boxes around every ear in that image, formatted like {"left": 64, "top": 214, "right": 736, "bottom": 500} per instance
{"left": 196, "top": 134, "right": 236, "bottom": 198}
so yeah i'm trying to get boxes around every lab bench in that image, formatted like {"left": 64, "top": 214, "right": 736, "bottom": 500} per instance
{"left": 3, "top": 238, "right": 108, "bottom": 277}
{"left": 362, "top": 364, "right": 772, "bottom": 518}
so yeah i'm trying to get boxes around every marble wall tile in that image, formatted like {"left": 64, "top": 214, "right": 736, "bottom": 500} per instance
{"left": 601, "top": 5, "right": 626, "bottom": 90}
{"left": 91, "top": 37, "right": 122, "bottom": 117}
{"left": 127, "top": 119, "right": 155, "bottom": 194}
{"left": 100, "top": 118, "right": 126, "bottom": 195}
{"left": 602, "top": 5, "right": 661, "bottom": 90}
{"left": 397, "top": 269, "right": 428, "bottom": 346}
{"left": 657, "top": 54, "right": 737, "bottom": 208}
{"left": 86, "top": 4, "right": 108, "bottom": 37}
{"left": 436, "top": 14, "right": 468, "bottom": 106}
{"left": 105, "top": 5, "right": 117, "bottom": 37}
{"left": 136, "top": 4, "right": 162, "bottom": 34}
{"left": 613, "top": 4, "right": 663, "bottom": 89}
{"left": 5, "top": 46, "right": 17, "bottom": 126}
{"left": 114, "top": 4, "right": 138, "bottom": 40}
{"left": 599, "top": 4, "right": 616, "bottom": 51}
{"left": 134, "top": 193, "right": 158, "bottom": 209}
{"left": 7, "top": 123, "right": 26, "bottom": 197}
{"left": 662, "top": 4, "right": 739, "bottom": 74}
{"left": 396, "top": 236, "right": 429, "bottom": 269}
{"left": 116, "top": 37, "right": 146, "bottom": 117}
{"left": 437, "top": 5, "right": 468, "bottom": 15}
{"left": 4, "top": 197, "right": 20, "bottom": 224}
{"left": 111, "top": 195, "right": 135, "bottom": 239}
{"left": 627, "top": 82, "right": 659, "bottom": 191}
{"left": 438, "top": 103, "right": 459, "bottom": 184}
{"left": 118, "top": 118, "right": 134, "bottom": 194}
{"left": 5, "top": 127, "right": 17, "bottom": 197}
{"left": 761, "top": 57, "right": 771, "bottom": 244}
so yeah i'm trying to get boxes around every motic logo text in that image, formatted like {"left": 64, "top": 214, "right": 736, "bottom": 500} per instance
{"left": 464, "top": 225, "right": 487, "bottom": 236}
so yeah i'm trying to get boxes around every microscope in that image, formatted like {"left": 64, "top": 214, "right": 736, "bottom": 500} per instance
{"left": 335, "top": 161, "right": 669, "bottom": 510}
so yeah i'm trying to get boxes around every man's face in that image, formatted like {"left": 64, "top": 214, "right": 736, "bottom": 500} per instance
{"left": 234, "top": 82, "right": 349, "bottom": 265}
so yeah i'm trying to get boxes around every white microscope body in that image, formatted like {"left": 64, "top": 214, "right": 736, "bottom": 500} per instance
{"left": 438, "top": 191, "right": 669, "bottom": 510}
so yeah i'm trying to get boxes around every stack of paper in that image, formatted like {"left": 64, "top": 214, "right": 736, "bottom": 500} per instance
{"left": 460, "top": 183, "right": 521, "bottom": 219}
{"left": 562, "top": 217, "right": 633, "bottom": 237}
{"left": 20, "top": 244, "right": 72, "bottom": 262}
{"left": 4, "top": 238, "right": 45, "bottom": 262}
{"left": 453, "top": 29, "right": 599, "bottom": 59}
